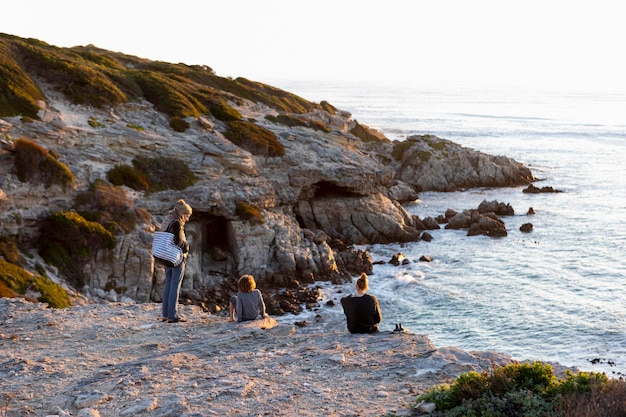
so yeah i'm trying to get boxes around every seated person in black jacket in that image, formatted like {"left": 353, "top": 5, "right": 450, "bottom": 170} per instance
{"left": 340, "top": 272, "right": 382, "bottom": 334}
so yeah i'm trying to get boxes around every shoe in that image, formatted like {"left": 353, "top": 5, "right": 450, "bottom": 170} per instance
{"left": 161, "top": 317, "right": 167, "bottom": 322}
{"left": 167, "top": 317, "right": 187, "bottom": 323}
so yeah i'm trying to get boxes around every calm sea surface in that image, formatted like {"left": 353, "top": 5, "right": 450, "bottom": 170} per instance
{"left": 271, "top": 80, "right": 626, "bottom": 376}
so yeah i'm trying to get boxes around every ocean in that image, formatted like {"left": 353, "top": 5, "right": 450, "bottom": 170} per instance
{"left": 270, "top": 79, "right": 626, "bottom": 377}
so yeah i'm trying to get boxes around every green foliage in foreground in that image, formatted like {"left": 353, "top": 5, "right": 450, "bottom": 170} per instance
{"left": 0, "top": 259, "right": 71, "bottom": 308}
{"left": 416, "top": 362, "right": 626, "bottom": 417}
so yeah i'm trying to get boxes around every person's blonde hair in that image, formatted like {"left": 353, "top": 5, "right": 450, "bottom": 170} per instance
{"left": 174, "top": 199, "right": 193, "bottom": 216}
{"left": 238, "top": 274, "right": 256, "bottom": 292}
{"left": 356, "top": 272, "right": 369, "bottom": 291}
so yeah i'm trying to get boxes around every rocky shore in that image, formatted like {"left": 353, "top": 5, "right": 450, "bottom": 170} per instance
{"left": 0, "top": 298, "right": 581, "bottom": 417}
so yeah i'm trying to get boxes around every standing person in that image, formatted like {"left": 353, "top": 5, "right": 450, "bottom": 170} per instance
{"left": 228, "top": 274, "right": 268, "bottom": 323}
{"left": 340, "top": 272, "right": 382, "bottom": 334}
{"left": 160, "top": 199, "right": 192, "bottom": 323}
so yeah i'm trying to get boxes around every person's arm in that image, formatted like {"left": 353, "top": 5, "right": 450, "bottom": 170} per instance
{"left": 372, "top": 295, "right": 382, "bottom": 324}
{"left": 257, "top": 290, "right": 268, "bottom": 318}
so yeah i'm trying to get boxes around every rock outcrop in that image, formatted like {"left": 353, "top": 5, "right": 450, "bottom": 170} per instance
{"left": 0, "top": 36, "right": 536, "bottom": 310}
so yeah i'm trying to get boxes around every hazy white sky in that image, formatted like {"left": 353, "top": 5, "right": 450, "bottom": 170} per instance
{"left": 3, "top": 0, "right": 625, "bottom": 92}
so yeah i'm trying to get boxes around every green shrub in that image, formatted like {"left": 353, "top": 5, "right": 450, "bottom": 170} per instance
{"left": 349, "top": 120, "right": 388, "bottom": 143}
{"left": 74, "top": 181, "right": 142, "bottom": 233}
{"left": 38, "top": 211, "right": 115, "bottom": 288}
{"left": 169, "top": 116, "right": 190, "bottom": 132}
{"left": 132, "top": 155, "right": 198, "bottom": 192}
{"left": 236, "top": 201, "right": 264, "bottom": 223}
{"left": 0, "top": 37, "right": 45, "bottom": 118}
{"left": 320, "top": 100, "right": 336, "bottom": 115}
{"left": 132, "top": 70, "right": 202, "bottom": 117}
{"left": 0, "top": 259, "right": 71, "bottom": 308}
{"left": 415, "top": 362, "right": 623, "bottom": 417}
{"left": 224, "top": 120, "right": 284, "bottom": 157}
{"left": 392, "top": 141, "right": 414, "bottom": 161}
{"left": 14, "top": 138, "right": 75, "bottom": 189}
{"left": 107, "top": 164, "right": 150, "bottom": 191}
{"left": 208, "top": 99, "right": 242, "bottom": 121}
{"left": 0, "top": 236, "right": 20, "bottom": 264}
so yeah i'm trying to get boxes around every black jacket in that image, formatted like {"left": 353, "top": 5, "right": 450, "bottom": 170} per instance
{"left": 340, "top": 294, "right": 382, "bottom": 334}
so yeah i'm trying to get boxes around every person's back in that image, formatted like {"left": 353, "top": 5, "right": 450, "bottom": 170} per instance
{"left": 229, "top": 274, "right": 268, "bottom": 323}
{"left": 340, "top": 273, "right": 382, "bottom": 334}
{"left": 236, "top": 289, "right": 265, "bottom": 322}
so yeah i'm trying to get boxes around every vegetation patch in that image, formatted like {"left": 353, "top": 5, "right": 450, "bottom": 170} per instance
{"left": 38, "top": 211, "right": 116, "bottom": 289}
{"left": 108, "top": 164, "right": 150, "bottom": 191}
{"left": 416, "top": 362, "right": 626, "bottom": 417}
{"left": 266, "top": 114, "right": 330, "bottom": 132}
{"left": 0, "top": 37, "right": 44, "bottom": 119}
{"left": 74, "top": 180, "right": 144, "bottom": 234}
{"left": 224, "top": 120, "right": 284, "bottom": 157}
{"left": 236, "top": 201, "right": 264, "bottom": 224}
{"left": 13, "top": 138, "right": 75, "bottom": 189}
{"left": 0, "top": 236, "right": 20, "bottom": 264}
{"left": 349, "top": 120, "right": 389, "bottom": 143}
{"left": 392, "top": 141, "right": 415, "bottom": 161}
{"left": 131, "top": 155, "right": 198, "bottom": 192}
{"left": 169, "top": 116, "right": 190, "bottom": 132}
{"left": 0, "top": 259, "right": 71, "bottom": 308}
{"left": 207, "top": 98, "right": 242, "bottom": 121}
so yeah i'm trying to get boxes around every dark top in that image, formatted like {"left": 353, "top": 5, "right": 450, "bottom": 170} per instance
{"left": 340, "top": 294, "right": 382, "bottom": 334}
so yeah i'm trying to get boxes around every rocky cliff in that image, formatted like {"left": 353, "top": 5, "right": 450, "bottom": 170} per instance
{"left": 0, "top": 34, "right": 535, "bottom": 312}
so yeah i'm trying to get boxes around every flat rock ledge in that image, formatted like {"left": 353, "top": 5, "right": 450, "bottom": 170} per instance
{"left": 0, "top": 299, "right": 565, "bottom": 417}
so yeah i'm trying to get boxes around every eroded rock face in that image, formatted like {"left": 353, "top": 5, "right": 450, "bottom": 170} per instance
{"left": 0, "top": 89, "right": 534, "bottom": 306}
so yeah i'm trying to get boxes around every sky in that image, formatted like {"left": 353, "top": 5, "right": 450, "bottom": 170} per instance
{"left": 3, "top": 0, "right": 625, "bottom": 93}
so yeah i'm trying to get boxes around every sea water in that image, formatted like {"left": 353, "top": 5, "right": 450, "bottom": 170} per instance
{"left": 270, "top": 79, "right": 626, "bottom": 376}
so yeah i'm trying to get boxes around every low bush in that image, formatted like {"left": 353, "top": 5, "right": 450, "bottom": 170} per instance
{"left": 224, "top": 120, "right": 284, "bottom": 157}
{"left": 236, "top": 201, "right": 264, "bottom": 224}
{"left": 0, "top": 236, "right": 20, "bottom": 264}
{"left": 391, "top": 141, "right": 414, "bottom": 161}
{"left": 0, "top": 259, "right": 71, "bottom": 308}
{"left": 207, "top": 98, "right": 242, "bottom": 121}
{"left": 38, "top": 211, "right": 115, "bottom": 289}
{"left": 131, "top": 156, "right": 198, "bottom": 192}
{"left": 169, "top": 116, "right": 190, "bottom": 132}
{"left": 13, "top": 138, "right": 75, "bottom": 189}
{"left": 74, "top": 181, "right": 142, "bottom": 234}
{"left": 416, "top": 362, "right": 626, "bottom": 417}
{"left": 107, "top": 164, "right": 149, "bottom": 191}
{"left": 349, "top": 120, "right": 388, "bottom": 143}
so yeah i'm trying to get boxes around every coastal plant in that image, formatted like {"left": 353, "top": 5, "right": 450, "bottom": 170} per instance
{"left": 416, "top": 362, "right": 625, "bottom": 417}
{"left": 235, "top": 201, "right": 264, "bottom": 224}
{"left": 107, "top": 164, "right": 150, "bottom": 191}
{"left": 0, "top": 259, "right": 71, "bottom": 308}
{"left": 349, "top": 120, "right": 389, "bottom": 143}
{"left": 224, "top": 120, "right": 284, "bottom": 157}
{"left": 169, "top": 116, "right": 190, "bottom": 132}
{"left": 38, "top": 211, "right": 115, "bottom": 289}
{"left": 13, "top": 138, "right": 75, "bottom": 189}
{"left": 74, "top": 180, "right": 143, "bottom": 234}
{"left": 0, "top": 236, "right": 20, "bottom": 264}
{"left": 207, "top": 98, "right": 242, "bottom": 121}
{"left": 131, "top": 155, "right": 198, "bottom": 192}
{"left": 392, "top": 141, "right": 414, "bottom": 161}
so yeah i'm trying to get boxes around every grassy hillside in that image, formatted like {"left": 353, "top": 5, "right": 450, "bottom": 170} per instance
{"left": 0, "top": 33, "right": 320, "bottom": 119}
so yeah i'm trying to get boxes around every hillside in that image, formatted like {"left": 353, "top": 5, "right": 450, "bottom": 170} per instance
{"left": 0, "top": 33, "right": 535, "bottom": 312}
